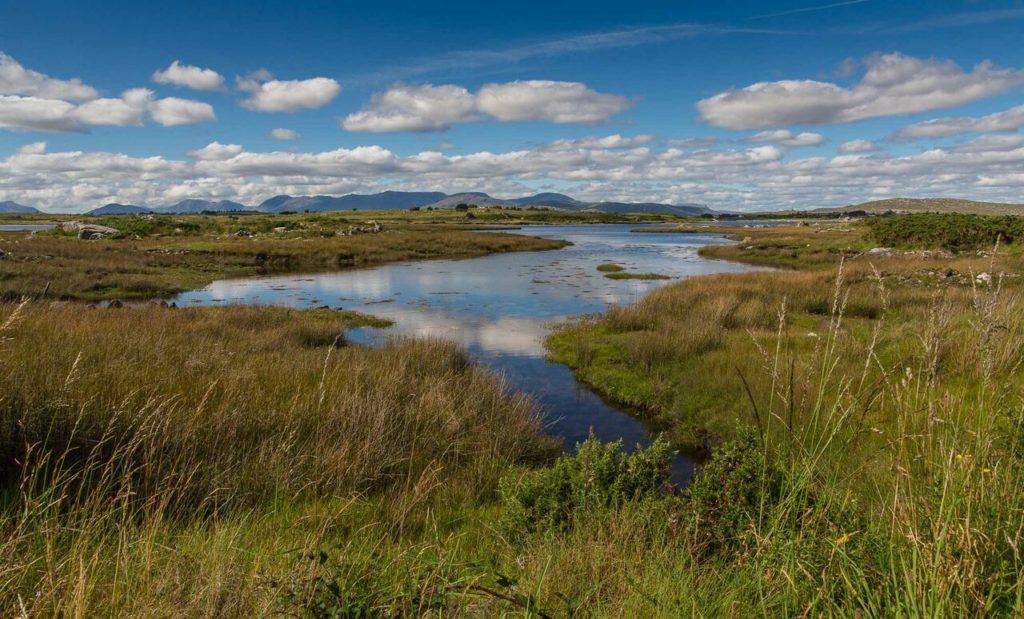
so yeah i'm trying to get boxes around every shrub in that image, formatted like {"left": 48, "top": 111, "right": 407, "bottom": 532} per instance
{"left": 866, "top": 213, "right": 1024, "bottom": 252}
{"left": 682, "top": 428, "right": 781, "bottom": 555}
{"left": 499, "top": 436, "right": 672, "bottom": 536}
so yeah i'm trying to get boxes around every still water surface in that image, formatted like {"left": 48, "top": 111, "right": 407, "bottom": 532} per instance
{"left": 176, "top": 224, "right": 755, "bottom": 482}
{"left": 0, "top": 224, "right": 56, "bottom": 231}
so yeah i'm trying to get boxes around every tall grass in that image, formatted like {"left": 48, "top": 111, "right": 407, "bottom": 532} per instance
{"left": 0, "top": 226, "right": 566, "bottom": 300}
{"left": 0, "top": 303, "right": 549, "bottom": 614}
{"left": 541, "top": 239, "right": 1024, "bottom": 615}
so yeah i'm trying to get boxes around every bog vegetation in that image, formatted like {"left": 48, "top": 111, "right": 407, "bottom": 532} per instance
{"left": 866, "top": 212, "right": 1024, "bottom": 251}
{"left": 2, "top": 212, "right": 1024, "bottom": 615}
{"left": 0, "top": 211, "right": 567, "bottom": 300}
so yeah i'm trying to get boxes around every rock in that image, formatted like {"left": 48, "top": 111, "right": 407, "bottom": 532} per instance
{"left": 107, "top": 299, "right": 124, "bottom": 308}
{"left": 61, "top": 221, "right": 118, "bottom": 239}
{"left": 273, "top": 226, "right": 288, "bottom": 233}
{"left": 976, "top": 272, "right": 992, "bottom": 285}
{"left": 78, "top": 224, "right": 118, "bottom": 239}
{"left": 339, "top": 221, "right": 384, "bottom": 236}
{"left": 234, "top": 229, "right": 252, "bottom": 237}
{"left": 866, "top": 247, "right": 892, "bottom": 257}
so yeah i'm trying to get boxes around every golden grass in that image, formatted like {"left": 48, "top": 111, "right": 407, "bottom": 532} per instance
{"left": 0, "top": 225, "right": 566, "bottom": 301}
{"left": 0, "top": 302, "right": 552, "bottom": 614}
{"left": 550, "top": 222, "right": 1024, "bottom": 451}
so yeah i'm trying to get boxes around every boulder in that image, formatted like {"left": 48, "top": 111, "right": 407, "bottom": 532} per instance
{"left": 78, "top": 225, "right": 118, "bottom": 240}
{"left": 866, "top": 247, "right": 892, "bottom": 257}
{"left": 61, "top": 221, "right": 119, "bottom": 239}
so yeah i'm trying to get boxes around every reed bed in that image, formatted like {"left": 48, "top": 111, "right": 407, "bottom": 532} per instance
{"left": 0, "top": 226, "right": 566, "bottom": 301}
{"left": 0, "top": 303, "right": 548, "bottom": 614}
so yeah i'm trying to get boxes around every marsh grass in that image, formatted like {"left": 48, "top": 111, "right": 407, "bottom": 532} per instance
{"left": 0, "top": 302, "right": 554, "bottom": 614}
{"left": 604, "top": 272, "right": 671, "bottom": 280}
{"left": 0, "top": 224, "right": 566, "bottom": 301}
{"left": 6, "top": 214, "right": 1024, "bottom": 615}
{"left": 540, "top": 224, "right": 1024, "bottom": 614}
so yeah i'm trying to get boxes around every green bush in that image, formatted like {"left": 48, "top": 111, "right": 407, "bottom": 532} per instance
{"left": 499, "top": 436, "right": 673, "bottom": 536}
{"left": 866, "top": 213, "right": 1024, "bottom": 252}
{"left": 682, "top": 428, "right": 781, "bottom": 555}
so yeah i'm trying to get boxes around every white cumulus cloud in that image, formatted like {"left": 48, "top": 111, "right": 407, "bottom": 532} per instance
{"left": 70, "top": 88, "right": 152, "bottom": 126}
{"left": 896, "top": 104, "right": 1024, "bottom": 139}
{"left": 747, "top": 129, "right": 825, "bottom": 147}
{"left": 188, "top": 141, "right": 243, "bottom": 161}
{"left": 476, "top": 80, "right": 632, "bottom": 123}
{"left": 149, "top": 97, "right": 216, "bottom": 126}
{"left": 238, "top": 72, "right": 341, "bottom": 112}
{"left": 343, "top": 84, "right": 477, "bottom": 132}
{"left": 344, "top": 80, "right": 630, "bottom": 132}
{"left": 3, "top": 132, "right": 1024, "bottom": 212}
{"left": 17, "top": 141, "right": 47, "bottom": 154}
{"left": 152, "top": 60, "right": 225, "bottom": 91}
{"left": 0, "top": 96, "right": 79, "bottom": 131}
{"left": 0, "top": 52, "right": 98, "bottom": 100}
{"left": 0, "top": 54, "right": 216, "bottom": 132}
{"left": 839, "top": 139, "right": 876, "bottom": 153}
{"left": 698, "top": 53, "right": 1024, "bottom": 129}
{"left": 269, "top": 128, "right": 299, "bottom": 140}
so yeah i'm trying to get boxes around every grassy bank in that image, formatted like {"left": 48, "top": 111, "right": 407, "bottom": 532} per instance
{"left": 0, "top": 212, "right": 567, "bottom": 300}
{"left": 7, "top": 212, "right": 1024, "bottom": 614}
{"left": 543, "top": 214, "right": 1024, "bottom": 613}
{"left": 0, "top": 302, "right": 559, "bottom": 614}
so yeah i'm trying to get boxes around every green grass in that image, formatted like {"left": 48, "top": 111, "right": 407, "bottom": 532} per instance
{"left": 0, "top": 217, "right": 567, "bottom": 300}
{"left": 542, "top": 216, "right": 1024, "bottom": 614}
{"left": 604, "top": 271, "right": 671, "bottom": 280}
{"left": 6, "top": 213, "right": 1024, "bottom": 615}
{"left": 866, "top": 212, "right": 1024, "bottom": 251}
{"left": 596, "top": 263, "right": 625, "bottom": 272}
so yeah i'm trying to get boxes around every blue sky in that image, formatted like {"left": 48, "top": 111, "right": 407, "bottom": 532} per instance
{"left": 1, "top": 0, "right": 1024, "bottom": 211}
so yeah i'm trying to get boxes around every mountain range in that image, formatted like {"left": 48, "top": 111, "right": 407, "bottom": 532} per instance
{"left": 251, "top": 191, "right": 711, "bottom": 216}
{"left": 0, "top": 200, "right": 41, "bottom": 214}
{"left": 0, "top": 192, "right": 714, "bottom": 216}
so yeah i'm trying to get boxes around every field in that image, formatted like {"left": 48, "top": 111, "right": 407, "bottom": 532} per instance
{"left": 548, "top": 214, "right": 1024, "bottom": 613}
{"left": 0, "top": 210, "right": 571, "bottom": 300}
{"left": 4, "top": 211, "right": 1024, "bottom": 615}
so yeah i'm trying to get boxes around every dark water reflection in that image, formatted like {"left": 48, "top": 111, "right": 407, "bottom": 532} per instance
{"left": 175, "top": 224, "right": 756, "bottom": 483}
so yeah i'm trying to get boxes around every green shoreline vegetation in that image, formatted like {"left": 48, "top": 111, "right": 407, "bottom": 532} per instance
{"left": 0, "top": 209, "right": 572, "bottom": 301}
{"left": 4, "top": 210, "right": 1024, "bottom": 614}
{"left": 603, "top": 271, "right": 671, "bottom": 280}
{"left": 547, "top": 212, "right": 1024, "bottom": 613}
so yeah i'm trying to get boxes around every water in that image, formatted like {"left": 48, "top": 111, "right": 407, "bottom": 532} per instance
{"left": 175, "top": 224, "right": 756, "bottom": 483}
{"left": 0, "top": 224, "right": 55, "bottom": 231}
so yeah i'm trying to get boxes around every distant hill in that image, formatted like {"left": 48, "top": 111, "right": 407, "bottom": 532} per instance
{"left": 418, "top": 192, "right": 712, "bottom": 216}
{"left": 824, "top": 198, "right": 1024, "bottom": 217}
{"left": 0, "top": 200, "right": 40, "bottom": 214}
{"left": 424, "top": 193, "right": 520, "bottom": 209}
{"left": 258, "top": 191, "right": 447, "bottom": 213}
{"left": 583, "top": 201, "right": 711, "bottom": 216}
{"left": 509, "top": 192, "right": 577, "bottom": 207}
{"left": 67, "top": 190, "right": 712, "bottom": 216}
{"left": 159, "top": 199, "right": 248, "bottom": 213}
{"left": 88, "top": 203, "right": 152, "bottom": 215}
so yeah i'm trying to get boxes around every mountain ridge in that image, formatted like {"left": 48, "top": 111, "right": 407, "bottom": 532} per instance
{"left": 0, "top": 200, "right": 41, "bottom": 214}
{"left": 55, "top": 191, "right": 713, "bottom": 216}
